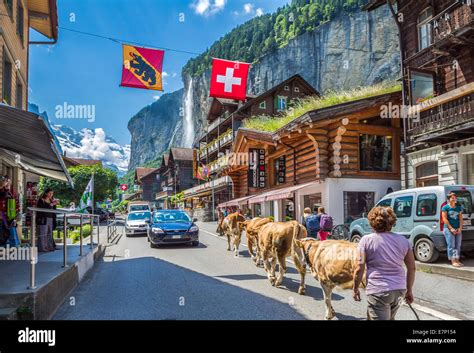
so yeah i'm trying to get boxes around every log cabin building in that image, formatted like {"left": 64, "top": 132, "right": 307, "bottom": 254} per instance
{"left": 134, "top": 167, "right": 160, "bottom": 203}
{"left": 365, "top": 0, "right": 474, "bottom": 188}
{"left": 187, "top": 75, "right": 320, "bottom": 217}
{"left": 220, "top": 91, "right": 403, "bottom": 225}
{"left": 155, "top": 148, "right": 196, "bottom": 209}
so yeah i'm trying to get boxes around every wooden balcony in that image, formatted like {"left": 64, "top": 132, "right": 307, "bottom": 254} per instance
{"left": 429, "top": 1, "right": 474, "bottom": 48}
{"left": 408, "top": 83, "right": 474, "bottom": 147}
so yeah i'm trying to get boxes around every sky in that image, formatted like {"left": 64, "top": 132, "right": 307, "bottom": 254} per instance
{"left": 28, "top": 0, "right": 291, "bottom": 146}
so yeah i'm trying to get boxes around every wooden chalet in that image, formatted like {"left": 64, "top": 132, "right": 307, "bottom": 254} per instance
{"left": 366, "top": 0, "right": 474, "bottom": 187}
{"left": 221, "top": 91, "right": 403, "bottom": 225}
{"left": 156, "top": 148, "right": 196, "bottom": 209}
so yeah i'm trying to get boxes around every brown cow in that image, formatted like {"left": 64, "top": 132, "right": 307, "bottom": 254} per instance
{"left": 295, "top": 238, "right": 364, "bottom": 320}
{"left": 221, "top": 212, "right": 246, "bottom": 257}
{"left": 242, "top": 217, "right": 272, "bottom": 266}
{"left": 257, "top": 221, "right": 308, "bottom": 294}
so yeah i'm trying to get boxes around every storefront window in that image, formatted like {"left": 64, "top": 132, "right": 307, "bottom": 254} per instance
{"left": 359, "top": 134, "right": 392, "bottom": 172}
{"left": 303, "top": 193, "right": 322, "bottom": 213}
{"left": 343, "top": 192, "right": 375, "bottom": 224}
{"left": 416, "top": 161, "right": 438, "bottom": 187}
{"left": 284, "top": 199, "right": 294, "bottom": 221}
{"left": 253, "top": 203, "right": 262, "bottom": 217}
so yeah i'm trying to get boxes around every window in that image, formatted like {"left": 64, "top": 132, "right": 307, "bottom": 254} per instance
{"left": 451, "top": 190, "right": 473, "bottom": 214}
{"left": 17, "top": 3, "right": 24, "bottom": 44}
{"left": 466, "top": 154, "right": 474, "bottom": 185}
{"left": 418, "top": 8, "right": 433, "bottom": 51}
{"left": 416, "top": 161, "right": 438, "bottom": 187}
{"left": 344, "top": 192, "right": 375, "bottom": 224}
{"left": 410, "top": 70, "right": 434, "bottom": 105}
{"left": 15, "top": 82, "right": 22, "bottom": 109}
{"left": 303, "top": 193, "right": 322, "bottom": 213}
{"left": 294, "top": 86, "right": 300, "bottom": 93}
{"left": 276, "top": 96, "right": 287, "bottom": 111}
{"left": 259, "top": 101, "right": 266, "bottom": 109}
{"left": 416, "top": 194, "right": 437, "bottom": 216}
{"left": 393, "top": 196, "right": 413, "bottom": 218}
{"left": 376, "top": 198, "right": 392, "bottom": 207}
{"left": 2, "top": 50, "right": 12, "bottom": 105}
{"left": 359, "top": 134, "right": 393, "bottom": 172}
{"left": 4, "top": 0, "right": 13, "bottom": 17}
{"left": 284, "top": 85, "right": 290, "bottom": 91}
{"left": 284, "top": 199, "right": 294, "bottom": 221}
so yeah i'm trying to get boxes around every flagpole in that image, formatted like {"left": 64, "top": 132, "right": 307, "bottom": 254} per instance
{"left": 91, "top": 172, "right": 95, "bottom": 219}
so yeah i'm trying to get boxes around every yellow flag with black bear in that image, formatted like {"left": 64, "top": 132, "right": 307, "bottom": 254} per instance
{"left": 121, "top": 44, "right": 164, "bottom": 91}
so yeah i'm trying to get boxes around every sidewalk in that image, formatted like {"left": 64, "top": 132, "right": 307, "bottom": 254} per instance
{"left": 416, "top": 255, "right": 474, "bottom": 282}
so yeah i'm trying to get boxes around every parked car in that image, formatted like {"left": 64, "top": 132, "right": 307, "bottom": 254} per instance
{"left": 349, "top": 185, "right": 474, "bottom": 263}
{"left": 147, "top": 210, "right": 199, "bottom": 248}
{"left": 125, "top": 211, "right": 152, "bottom": 237}
{"left": 86, "top": 207, "right": 111, "bottom": 222}
{"left": 127, "top": 202, "right": 151, "bottom": 213}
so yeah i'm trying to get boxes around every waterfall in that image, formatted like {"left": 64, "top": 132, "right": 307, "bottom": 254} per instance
{"left": 182, "top": 78, "right": 195, "bottom": 148}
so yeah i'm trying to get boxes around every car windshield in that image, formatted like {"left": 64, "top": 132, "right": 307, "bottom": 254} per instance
{"left": 153, "top": 211, "right": 191, "bottom": 223}
{"left": 128, "top": 212, "right": 151, "bottom": 221}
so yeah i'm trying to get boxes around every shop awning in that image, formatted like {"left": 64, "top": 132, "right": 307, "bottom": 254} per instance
{"left": 0, "top": 104, "right": 73, "bottom": 186}
{"left": 218, "top": 195, "right": 254, "bottom": 208}
{"left": 248, "top": 182, "right": 317, "bottom": 204}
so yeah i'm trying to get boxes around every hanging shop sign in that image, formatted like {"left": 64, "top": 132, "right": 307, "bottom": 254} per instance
{"left": 248, "top": 148, "right": 266, "bottom": 188}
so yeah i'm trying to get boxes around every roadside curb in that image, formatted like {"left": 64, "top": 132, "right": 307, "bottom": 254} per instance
{"left": 416, "top": 262, "right": 474, "bottom": 282}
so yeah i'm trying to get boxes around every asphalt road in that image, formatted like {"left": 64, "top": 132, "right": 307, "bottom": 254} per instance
{"left": 53, "top": 222, "right": 473, "bottom": 320}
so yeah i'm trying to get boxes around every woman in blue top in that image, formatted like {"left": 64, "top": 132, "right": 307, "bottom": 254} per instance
{"left": 442, "top": 192, "right": 464, "bottom": 267}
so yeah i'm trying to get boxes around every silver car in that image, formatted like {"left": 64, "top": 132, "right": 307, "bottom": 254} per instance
{"left": 125, "top": 211, "right": 151, "bottom": 237}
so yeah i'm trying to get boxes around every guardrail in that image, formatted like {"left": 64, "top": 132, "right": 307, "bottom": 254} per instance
{"left": 107, "top": 217, "right": 125, "bottom": 243}
{"left": 27, "top": 207, "right": 101, "bottom": 290}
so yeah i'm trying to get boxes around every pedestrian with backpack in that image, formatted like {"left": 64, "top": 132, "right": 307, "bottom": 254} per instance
{"left": 302, "top": 207, "right": 320, "bottom": 238}
{"left": 318, "top": 207, "right": 333, "bottom": 241}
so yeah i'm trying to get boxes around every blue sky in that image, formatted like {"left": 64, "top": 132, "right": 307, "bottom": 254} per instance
{"left": 29, "top": 0, "right": 291, "bottom": 145}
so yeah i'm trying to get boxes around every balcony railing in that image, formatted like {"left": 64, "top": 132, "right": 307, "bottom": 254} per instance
{"left": 198, "top": 129, "right": 233, "bottom": 159}
{"left": 207, "top": 111, "right": 231, "bottom": 133}
{"left": 408, "top": 84, "right": 474, "bottom": 146}
{"left": 429, "top": 1, "right": 473, "bottom": 45}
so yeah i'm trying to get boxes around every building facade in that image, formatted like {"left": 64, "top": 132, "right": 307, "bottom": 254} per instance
{"left": 366, "top": 0, "right": 474, "bottom": 189}
{"left": 221, "top": 91, "right": 403, "bottom": 225}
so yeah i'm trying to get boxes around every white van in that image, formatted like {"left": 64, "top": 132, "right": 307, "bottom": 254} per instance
{"left": 349, "top": 185, "right": 474, "bottom": 263}
{"left": 127, "top": 202, "right": 151, "bottom": 214}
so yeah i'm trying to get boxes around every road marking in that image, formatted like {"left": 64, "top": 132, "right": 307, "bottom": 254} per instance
{"left": 200, "top": 224, "right": 458, "bottom": 321}
{"left": 403, "top": 303, "right": 460, "bottom": 321}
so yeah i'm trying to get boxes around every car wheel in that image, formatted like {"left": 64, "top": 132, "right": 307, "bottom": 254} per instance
{"left": 351, "top": 233, "right": 362, "bottom": 243}
{"left": 147, "top": 236, "right": 150, "bottom": 242}
{"left": 192, "top": 241, "right": 199, "bottom": 247}
{"left": 414, "top": 238, "right": 439, "bottom": 263}
{"left": 150, "top": 242, "right": 157, "bottom": 248}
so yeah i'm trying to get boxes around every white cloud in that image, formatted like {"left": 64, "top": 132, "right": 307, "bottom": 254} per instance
{"left": 58, "top": 127, "right": 130, "bottom": 173}
{"left": 256, "top": 8, "right": 264, "bottom": 16}
{"left": 171, "top": 72, "right": 177, "bottom": 78}
{"left": 192, "top": 0, "right": 226, "bottom": 16}
{"left": 244, "top": 3, "right": 254, "bottom": 13}
{"left": 162, "top": 72, "right": 169, "bottom": 77}
{"left": 153, "top": 95, "right": 161, "bottom": 100}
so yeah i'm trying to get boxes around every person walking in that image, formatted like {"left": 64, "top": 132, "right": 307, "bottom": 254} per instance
{"left": 301, "top": 207, "right": 320, "bottom": 238}
{"left": 353, "top": 206, "right": 416, "bottom": 320}
{"left": 442, "top": 192, "right": 464, "bottom": 267}
{"left": 318, "top": 207, "right": 332, "bottom": 241}
{"left": 37, "top": 188, "right": 59, "bottom": 252}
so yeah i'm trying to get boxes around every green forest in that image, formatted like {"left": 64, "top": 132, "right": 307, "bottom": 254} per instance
{"left": 182, "top": 0, "right": 367, "bottom": 77}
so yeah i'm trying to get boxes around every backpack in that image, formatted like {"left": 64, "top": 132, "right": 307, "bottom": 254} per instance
{"left": 320, "top": 214, "right": 333, "bottom": 232}
{"left": 305, "top": 214, "right": 320, "bottom": 232}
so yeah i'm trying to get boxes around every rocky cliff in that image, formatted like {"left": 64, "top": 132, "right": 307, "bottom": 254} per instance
{"left": 128, "top": 88, "right": 184, "bottom": 170}
{"left": 128, "top": 5, "right": 400, "bottom": 170}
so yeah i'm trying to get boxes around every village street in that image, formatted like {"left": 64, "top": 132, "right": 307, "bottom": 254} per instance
{"left": 53, "top": 221, "right": 473, "bottom": 321}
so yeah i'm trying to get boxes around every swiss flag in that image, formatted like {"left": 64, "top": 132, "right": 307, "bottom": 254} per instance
{"left": 209, "top": 58, "right": 250, "bottom": 101}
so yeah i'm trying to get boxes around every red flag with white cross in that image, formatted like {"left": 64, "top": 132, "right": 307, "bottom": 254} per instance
{"left": 209, "top": 58, "right": 250, "bottom": 101}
